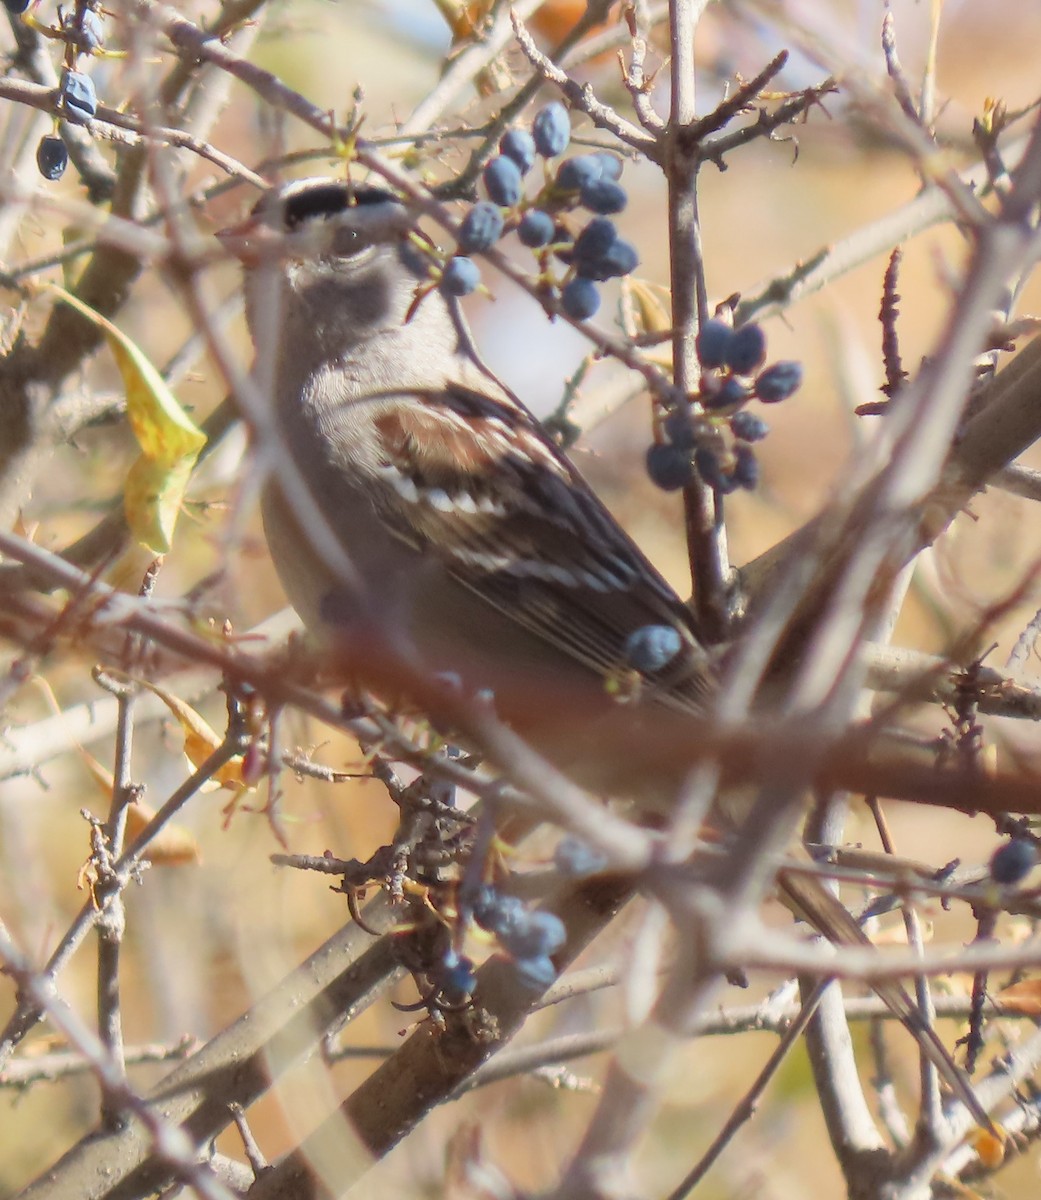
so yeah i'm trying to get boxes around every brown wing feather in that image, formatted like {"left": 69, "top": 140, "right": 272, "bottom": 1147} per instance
{"left": 371, "top": 385, "right": 711, "bottom": 711}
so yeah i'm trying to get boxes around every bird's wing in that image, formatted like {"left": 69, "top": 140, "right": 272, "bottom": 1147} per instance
{"left": 366, "top": 384, "right": 711, "bottom": 711}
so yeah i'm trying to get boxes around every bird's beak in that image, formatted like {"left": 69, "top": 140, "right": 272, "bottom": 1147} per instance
{"left": 215, "top": 213, "right": 283, "bottom": 267}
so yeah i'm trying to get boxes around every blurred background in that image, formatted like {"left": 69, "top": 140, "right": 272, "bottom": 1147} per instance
{"left": 3, "top": 1, "right": 1041, "bottom": 1195}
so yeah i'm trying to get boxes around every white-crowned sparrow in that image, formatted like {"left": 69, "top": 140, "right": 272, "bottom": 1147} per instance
{"left": 220, "top": 180, "right": 713, "bottom": 803}
{"left": 220, "top": 179, "right": 986, "bottom": 1124}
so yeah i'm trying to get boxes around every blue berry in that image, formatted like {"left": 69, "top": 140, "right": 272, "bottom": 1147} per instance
{"left": 646, "top": 442, "right": 693, "bottom": 491}
{"left": 732, "top": 444, "right": 759, "bottom": 490}
{"left": 36, "top": 136, "right": 68, "bottom": 181}
{"left": 458, "top": 202, "right": 504, "bottom": 253}
{"left": 580, "top": 179, "right": 628, "bottom": 215}
{"left": 60, "top": 70, "right": 97, "bottom": 124}
{"left": 499, "top": 128, "right": 536, "bottom": 174}
{"left": 469, "top": 886, "right": 526, "bottom": 936}
{"left": 990, "top": 837, "right": 1038, "bottom": 885}
{"left": 3, "top": 0, "right": 31, "bottom": 11}
{"left": 74, "top": 9, "right": 104, "bottom": 52}
{"left": 440, "top": 256, "right": 481, "bottom": 296}
{"left": 500, "top": 910, "right": 567, "bottom": 960}
{"left": 591, "top": 152, "right": 623, "bottom": 180}
{"left": 624, "top": 625, "right": 683, "bottom": 672}
{"left": 579, "top": 237, "right": 638, "bottom": 281}
{"left": 755, "top": 361, "right": 803, "bottom": 403}
{"left": 532, "top": 101, "right": 571, "bottom": 158}
{"left": 726, "top": 323, "right": 767, "bottom": 374}
{"left": 664, "top": 408, "right": 695, "bottom": 449}
{"left": 702, "top": 375, "right": 749, "bottom": 410}
{"left": 572, "top": 218, "right": 637, "bottom": 280}
{"left": 556, "top": 154, "right": 603, "bottom": 191}
{"left": 513, "top": 954, "right": 558, "bottom": 991}
{"left": 696, "top": 319, "right": 735, "bottom": 370}
{"left": 729, "top": 411, "right": 769, "bottom": 442}
{"left": 439, "top": 950, "right": 477, "bottom": 1001}
{"left": 694, "top": 446, "right": 737, "bottom": 494}
{"left": 518, "top": 209, "right": 555, "bottom": 248}
{"left": 572, "top": 216, "right": 617, "bottom": 264}
{"left": 554, "top": 836, "right": 609, "bottom": 877}
{"left": 483, "top": 155, "right": 523, "bottom": 207}
{"left": 561, "top": 276, "right": 601, "bottom": 320}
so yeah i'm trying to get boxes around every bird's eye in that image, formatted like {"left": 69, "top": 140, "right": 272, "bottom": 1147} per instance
{"left": 331, "top": 225, "right": 363, "bottom": 257}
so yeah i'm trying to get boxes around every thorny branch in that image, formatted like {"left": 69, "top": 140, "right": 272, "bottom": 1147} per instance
{"left": 3, "top": 3, "right": 1041, "bottom": 1200}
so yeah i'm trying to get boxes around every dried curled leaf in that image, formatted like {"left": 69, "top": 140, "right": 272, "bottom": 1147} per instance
{"left": 995, "top": 977, "right": 1041, "bottom": 1015}
{"left": 136, "top": 679, "right": 251, "bottom": 794}
{"left": 47, "top": 283, "right": 205, "bottom": 553}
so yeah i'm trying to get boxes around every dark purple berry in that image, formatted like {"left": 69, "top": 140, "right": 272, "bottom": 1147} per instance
{"left": 36, "top": 135, "right": 68, "bottom": 181}
{"left": 755, "top": 361, "right": 803, "bottom": 403}
{"left": 439, "top": 951, "right": 477, "bottom": 1001}
{"left": 732, "top": 444, "right": 759, "bottom": 490}
{"left": 664, "top": 407, "right": 696, "bottom": 449}
{"left": 499, "top": 910, "right": 566, "bottom": 960}
{"left": 646, "top": 442, "right": 693, "bottom": 491}
{"left": 483, "top": 155, "right": 523, "bottom": 207}
{"left": 726, "top": 323, "right": 767, "bottom": 374}
{"left": 532, "top": 101, "right": 570, "bottom": 158}
{"left": 556, "top": 154, "right": 603, "bottom": 191}
{"left": 560, "top": 276, "right": 600, "bottom": 320}
{"left": 694, "top": 446, "right": 737, "bottom": 493}
{"left": 729, "top": 410, "right": 769, "bottom": 442}
{"left": 457, "top": 202, "right": 504, "bottom": 253}
{"left": 513, "top": 954, "right": 558, "bottom": 991}
{"left": 440, "top": 256, "right": 480, "bottom": 296}
{"left": 696, "top": 319, "right": 735, "bottom": 370}
{"left": 580, "top": 179, "right": 627, "bottom": 215}
{"left": 3, "top": 0, "right": 31, "bottom": 12}
{"left": 702, "top": 375, "right": 749, "bottom": 410}
{"left": 517, "top": 209, "right": 555, "bottom": 248}
{"left": 572, "top": 218, "right": 637, "bottom": 280}
{"left": 572, "top": 216, "right": 617, "bottom": 264}
{"left": 624, "top": 624, "right": 683, "bottom": 672}
{"left": 591, "top": 152, "right": 623, "bottom": 180}
{"left": 554, "top": 836, "right": 608, "bottom": 877}
{"left": 600, "top": 238, "right": 638, "bottom": 278}
{"left": 60, "top": 70, "right": 97, "bottom": 124}
{"left": 470, "top": 886, "right": 526, "bottom": 935}
{"left": 990, "top": 837, "right": 1038, "bottom": 885}
{"left": 499, "top": 128, "right": 536, "bottom": 174}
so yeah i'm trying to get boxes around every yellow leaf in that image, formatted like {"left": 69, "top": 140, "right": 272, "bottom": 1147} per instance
{"left": 123, "top": 452, "right": 197, "bottom": 554}
{"left": 46, "top": 283, "right": 205, "bottom": 553}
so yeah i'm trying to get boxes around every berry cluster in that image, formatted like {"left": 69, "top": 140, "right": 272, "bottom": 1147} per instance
{"left": 16, "top": 0, "right": 108, "bottom": 182}
{"left": 646, "top": 317, "right": 803, "bottom": 495}
{"left": 466, "top": 883, "right": 566, "bottom": 991}
{"left": 439, "top": 101, "right": 639, "bottom": 322}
